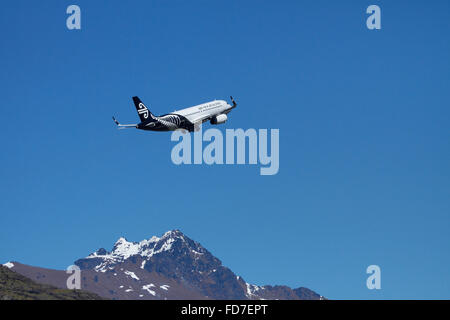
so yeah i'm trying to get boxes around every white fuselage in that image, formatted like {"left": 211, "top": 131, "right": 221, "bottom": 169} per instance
{"left": 140, "top": 99, "right": 233, "bottom": 131}
{"left": 172, "top": 100, "right": 231, "bottom": 124}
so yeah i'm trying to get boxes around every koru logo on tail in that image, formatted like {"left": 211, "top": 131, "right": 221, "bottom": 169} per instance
{"left": 138, "top": 103, "right": 150, "bottom": 119}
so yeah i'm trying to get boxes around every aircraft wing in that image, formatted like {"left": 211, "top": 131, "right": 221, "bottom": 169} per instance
{"left": 186, "top": 113, "right": 213, "bottom": 126}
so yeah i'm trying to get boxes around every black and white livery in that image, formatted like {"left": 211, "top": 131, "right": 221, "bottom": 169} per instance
{"left": 113, "top": 96, "right": 237, "bottom": 132}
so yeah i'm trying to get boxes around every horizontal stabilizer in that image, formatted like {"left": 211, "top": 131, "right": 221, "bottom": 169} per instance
{"left": 112, "top": 116, "right": 137, "bottom": 129}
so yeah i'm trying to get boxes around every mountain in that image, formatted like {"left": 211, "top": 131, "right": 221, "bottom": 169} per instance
{"left": 6, "top": 230, "right": 323, "bottom": 300}
{"left": 0, "top": 265, "right": 102, "bottom": 300}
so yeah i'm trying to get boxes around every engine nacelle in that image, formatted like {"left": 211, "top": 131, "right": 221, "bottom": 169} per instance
{"left": 210, "top": 114, "right": 228, "bottom": 125}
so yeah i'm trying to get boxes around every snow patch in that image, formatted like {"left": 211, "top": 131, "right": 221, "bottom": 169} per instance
{"left": 245, "top": 283, "right": 262, "bottom": 298}
{"left": 160, "top": 285, "right": 170, "bottom": 291}
{"left": 142, "top": 284, "right": 156, "bottom": 296}
{"left": 124, "top": 270, "right": 140, "bottom": 281}
{"left": 2, "top": 262, "right": 14, "bottom": 269}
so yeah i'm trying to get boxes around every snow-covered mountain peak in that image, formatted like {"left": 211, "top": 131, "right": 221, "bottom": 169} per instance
{"left": 77, "top": 230, "right": 198, "bottom": 272}
{"left": 111, "top": 238, "right": 140, "bottom": 259}
{"left": 113, "top": 236, "right": 130, "bottom": 246}
{"left": 162, "top": 229, "right": 184, "bottom": 239}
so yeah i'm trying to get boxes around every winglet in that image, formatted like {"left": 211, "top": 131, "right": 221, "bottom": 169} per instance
{"left": 230, "top": 96, "right": 237, "bottom": 108}
{"left": 112, "top": 116, "right": 120, "bottom": 126}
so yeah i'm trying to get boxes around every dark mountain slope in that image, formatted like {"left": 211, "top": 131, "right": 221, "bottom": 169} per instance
{"left": 0, "top": 265, "right": 102, "bottom": 300}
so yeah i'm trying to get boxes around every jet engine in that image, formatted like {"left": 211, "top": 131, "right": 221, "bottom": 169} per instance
{"left": 210, "top": 114, "right": 228, "bottom": 125}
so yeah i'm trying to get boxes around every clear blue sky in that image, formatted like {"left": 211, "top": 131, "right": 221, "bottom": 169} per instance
{"left": 0, "top": 1, "right": 449, "bottom": 299}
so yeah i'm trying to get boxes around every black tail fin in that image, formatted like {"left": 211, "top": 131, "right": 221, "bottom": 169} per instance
{"left": 132, "top": 96, "right": 155, "bottom": 122}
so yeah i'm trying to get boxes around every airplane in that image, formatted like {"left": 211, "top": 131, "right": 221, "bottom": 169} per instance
{"left": 112, "top": 96, "right": 237, "bottom": 132}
